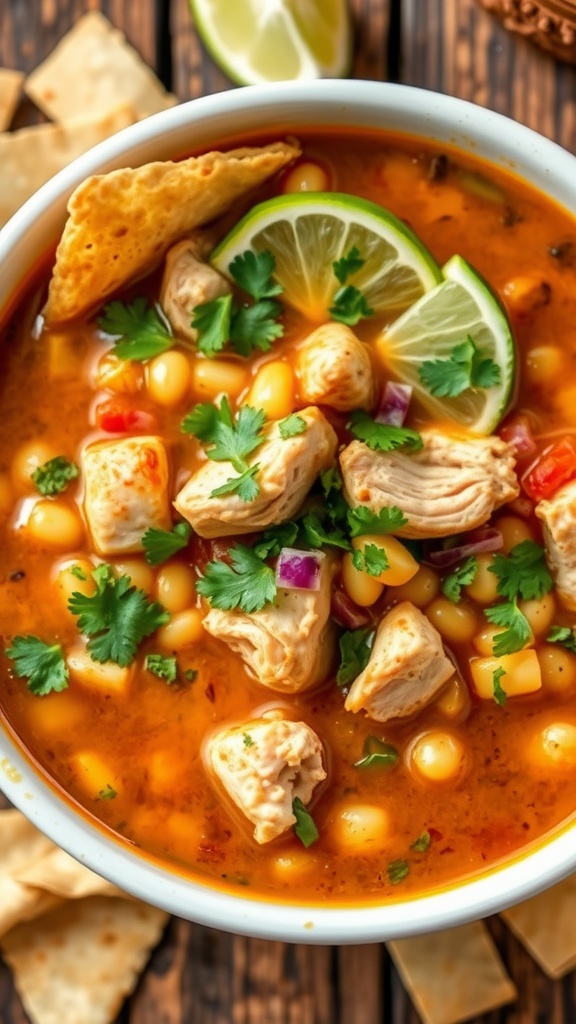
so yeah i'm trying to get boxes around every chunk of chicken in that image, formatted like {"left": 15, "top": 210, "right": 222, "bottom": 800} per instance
{"left": 203, "top": 553, "right": 339, "bottom": 693}
{"left": 340, "top": 430, "right": 519, "bottom": 539}
{"left": 82, "top": 436, "right": 171, "bottom": 556}
{"left": 160, "top": 235, "right": 231, "bottom": 343}
{"left": 174, "top": 406, "right": 337, "bottom": 538}
{"left": 345, "top": 602, "right": 455, "bottom": 722}
{"left": 296, "top": 323, "right": 375, "bottom": 411}
{"left": 207, "top": 713, "right": 326, "bottom": 844}
{"left": 536, "top": 479, "right": 576, "bottom": 609}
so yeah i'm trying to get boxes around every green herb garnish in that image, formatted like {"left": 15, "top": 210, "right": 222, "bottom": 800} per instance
{"left": 182, "top": 397, "right": 266, "bottom": 502}
{"left": 5, "top": 636, "right": 69, "bottom": 697}
{"left": 278, "top": 414, "right": 307, "bottom": 439}
{"left": 347, "top": 504, "right": 407, "bottom": 537}
{"left": 492, "top": 666, "right": 508, "bottom": 707}
{"left": 142, "top": 522, "right": 192, "bottom": 566}
{"left": 419, "top": 335, "right": 501, "bottom": 398}
{"left": 98, "top": 298, "right": 174, "bottom": 360}
{"left": 196, "top": 544, "right": 276, "bottom": 613}
{"left": 292, "top": 797, "right": 319, "bottom": 848}
{"left": 32, "top": 456, "right": 79, "bottom": 497}
{"left": 387, "top": 859, "right": 410, "bottom": 885}
{"left": 442, "top": 556, "right": 478, "bottom": 603}
{"left": 348, "top": 411, "right": 423, "bottom": 453}
{"left": 336, "top": 628, "right": 374, "bottom": 689}
{"left": 354, "top": 736, "right": 399, "bottom": 770}
{"left": 146, "top": 653, "right": 178, "bottom": 684}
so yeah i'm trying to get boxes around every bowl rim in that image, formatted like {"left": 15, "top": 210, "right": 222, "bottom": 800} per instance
{"left": 2, "top": 78, "right": 576, "bottom": 944}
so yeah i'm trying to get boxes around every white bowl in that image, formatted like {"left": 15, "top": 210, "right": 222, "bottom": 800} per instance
{"left": 2, "top": 80, "right": 576, "bottom": 944}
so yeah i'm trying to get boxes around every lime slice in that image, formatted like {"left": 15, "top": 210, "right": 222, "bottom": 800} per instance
{"left": 190, "top": 0, "right": 352, "bottom": 85}
{"left": 212, "top": 193, "right": 442, "bottom": 323}
{"left": 376, "top": 254, "right": 516, "bottom": 435}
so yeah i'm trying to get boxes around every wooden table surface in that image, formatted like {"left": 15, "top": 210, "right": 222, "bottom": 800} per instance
{"left": 1, "top": 1, "right": 576, "bottom": 1021}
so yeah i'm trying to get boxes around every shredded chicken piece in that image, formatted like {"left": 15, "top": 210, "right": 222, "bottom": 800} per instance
{"left": 345, "top": 602, "right": 455, "bottom": 722}
{"left": 160, "top": 234, "right": 231, "bottom": 343}
{"left": 207, "top": 714, "right": 326, "bottom": 844}
{"left": 340, "top": 429, "right": 519, "bottom": 539}
{"left": 536, "top": 479, "right": 576, "bottom": 609}
{"left": 82, "top": 436, "right": 171, "bottom": 556}
{"left": 174, "top": 406, "right": 337, "bottom": 538}
{"left": 296, "top": 322, "right": 375, "bottom": 411}
{"left": 203, "top": 553, "right": 339, "bottom": 693}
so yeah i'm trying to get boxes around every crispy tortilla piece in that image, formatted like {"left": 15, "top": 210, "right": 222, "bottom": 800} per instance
{"left": 1, "top": 896, "right": 169, "bottom": 1024}
{"left": 44, "top": 140, "right": 301, "bottom": 324}
{"left": 0, "top": 67, "right": 24, "bottom": 131}
{"left": 0, "top": 105, "right": 136, "bottom": 228}
{"left": 24, "top": 11, "right": 176, "bottom": 122}
{"left": 387, "top": 923, "right": 517, "bottom": 1024}
{"left": 501, "top": 875, "right": 576, "bottom": 979}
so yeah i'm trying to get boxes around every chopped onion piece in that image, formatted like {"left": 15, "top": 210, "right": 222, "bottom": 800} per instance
{"left": 427, "top": 528, "right": 504, "bottom": 568}
{"left": 276, "top": 548, "right": 325, "bottom": 591}
{"left": 376, "top": 382, "right": 413, "bottom": 427}
{"left": 331, "top": 587, "right": 373, "bottom": 629}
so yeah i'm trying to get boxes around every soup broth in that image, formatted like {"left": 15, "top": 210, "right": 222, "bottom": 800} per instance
{"left": 2, "top": 129, "right": 576, "bottom": 905}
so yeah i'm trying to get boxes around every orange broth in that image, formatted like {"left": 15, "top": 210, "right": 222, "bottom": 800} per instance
{"left": 2, "top": 129, "right": 576, "bottom": 904}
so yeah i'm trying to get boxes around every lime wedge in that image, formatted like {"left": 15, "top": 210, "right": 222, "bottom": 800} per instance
{"left": 212, "top": 193, "right": 442, "bottom": 323}
{"left": 190, "top": 0, "right": 352, "bottom": 85}
{"left": 376, "top": 255, "right": 516, "bottom": 435}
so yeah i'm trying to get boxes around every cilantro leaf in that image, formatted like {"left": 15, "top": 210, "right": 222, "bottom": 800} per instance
{"left": 485, "top": 600, "right": 532, "bottom": 655}
{"left": 442, "top": 556, "right": 478, "bottom": 603}
{"left": 330, "top": 284, "right": 373, "bottom": 326}
{"left": 300, "top": 511, "right": 351, "bottom": 551}
{"left": 278, "top": 414, "right": 306, "bottom": 440}
{"left": 410, "top": 831, "right": 431, "bottom": 853}
{"left": 228, "top": 250, "right": 283, "bottom": 300}
{"left": 349, "top": 411, "right": 423, "bottom": 452}
{"left": 320, "top": 467, "right": 349, "bottom": 527}
{"left": 347, "top": 504, "right": 407, "bottom": 538}
{"left": 352, "top": 543, "right": 388, "bottom": 577}
{"left": 142, "top": 522, "right": 192, "bottom": 566}
{"left": 354, "top": 736, "right": 399, "bottom": 770}
{"left": 252, "top": 521, "right": 299, "bottom": 559}
{"left": 488, "top": 540, "right": 553, "bottom": 602}
{"left": 70, "top": 565, "right": 87, "bottom": 581}
{"left": 98, "top": 298, "right": 174, "bottom": 361}
{"left": 98, "top": 784, "right": 117, "bottom": 800}
{"left": 5, "top": 635, "right": 69, "bottom": 696}
{"left": 68, "top": 565, "right": 169, "bottom": 667}
{"left": 292, "top": 797, "right": 319, "bottom": 848}
{"left": 182, "top": 397, "right": 266, "bottom": 473}
{"left": 210, "top": 464, "right": 260, "bottom": 502}
{"left": 333, "top": 246, "right": 365, "bottom": 285}
{"left": 419, "top": 335, "right": 501, "bottom": 398}
{"left": 492, "top": 665, "right": 508, "bottom": 706}
{"left": 547, "top": 625, "right": 576, "bottom": 654}
{"left": 388, "top": 859, "right": 409, "bottom": 885}
{"left": 336, "top": 628, "right": 374, "bottom": 688}
{"left": 146, "top": 653, "right": 178, "bottom": 684}
{"left": 196, "top": 544, "right": 276, "bottom": 613}
{"left": 229, "top": 299, "right": 284, "bottom": 356}
{"left": 192, "top": 294, "right": 233, "bottom": 357}
{"left": 32, "top": 456, "right": 79, "bottom": 497}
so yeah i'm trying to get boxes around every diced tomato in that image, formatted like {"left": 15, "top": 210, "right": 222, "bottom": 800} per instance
{"left": 522, "top": 438, "right": 576, "bottom": 502}
{"left": 498, "top": 413, "right": 537, "bottom": 462}
{"left": 95, "top": 397, "right": 158, "bottom": 434}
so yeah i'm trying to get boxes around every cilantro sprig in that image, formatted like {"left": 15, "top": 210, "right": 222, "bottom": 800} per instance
{"left": 292, "top": 797, "right": 319, "bottom": 848}
{"left": 352, "top": 544, "right": 388, "bottom": 577}
{"left": 419, "top": 335, "right": 501, "bottom": 398}
{"left": 146, "top": 653, "right": 178, "bottom": 684}
{"left": 5, "top": 636, "right": 69, "bottom": 696}
{"left": 68, "top": 565, "right": 169, "bottom": 667}
{"left": 182, "top": 397, "right": 266, "bottom": 502}
{"left": 348, "top": 411, "right": 423, "bottom": 453}
{"left": 329, "top": 247, "right": 373, "bottom": 326}
{"left": 196, "top": 544, "right": 276, "bottom": 613}
{"left": 492, "top": 666, "right": 508, "bottom": 707}
{"left": 547, "top": 625, "right": 576, "bottom": 654}
{"left": 347, "top": 504, "right": 407, "bottom": 537}
{"left": 442, "top": 556, "right": 478, "bottom": 603}
{"left": 483, "top": 541, "right": 553, "bottom": 656}
{"left": 142, "top": 522, "right": 192, "bottom": 566}
{"left": 336, "top": 628, "right": 374, "bottom": 689}
{"left": 32, "top": 456, "right": 79, "bottom": 497}
{"left": 98, "top": 298, "right": 176, "bottom": 361}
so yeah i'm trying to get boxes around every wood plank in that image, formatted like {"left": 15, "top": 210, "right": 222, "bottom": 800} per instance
{"left": 170, "top": 0, "right": 231, "bottom": 102}
{"left": 337, "top": 944, "right": 384, "bottom": 1024}
{"left": 350, "top": 0, "right": 390, "bottom": 81}
{"left": 401, "top": 0, "right": 576, "bottom": 152}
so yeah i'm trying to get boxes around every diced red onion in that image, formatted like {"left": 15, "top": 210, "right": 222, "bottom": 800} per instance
{"left": 276, "top": 548, "right": 324, "bottom": 591}
{"left": 331, "top": 587, "right": 373, "bottom": 629}
{"left": 376, "top": 382, "right": 413, "bottom": 427}
{"left": 426, "top": 527, "right": 504, "bottom": 568}
{"left": 498, "top": 414, "right": 537, "bottom": 460}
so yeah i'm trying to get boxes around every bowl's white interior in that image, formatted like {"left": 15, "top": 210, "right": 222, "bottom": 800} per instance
{"left": 1, "top": 80, "right": 576, "bottom": 943}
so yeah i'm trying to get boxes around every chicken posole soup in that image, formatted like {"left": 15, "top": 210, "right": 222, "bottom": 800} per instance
{"left": 2, "top": 129, "right": 576, "bottom": 905}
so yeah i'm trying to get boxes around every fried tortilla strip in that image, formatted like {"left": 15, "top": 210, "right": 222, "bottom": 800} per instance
{"left": 0, "top": 104, "right": 136, "bottom": 228}
{"left": 44, "top": 140, "right": 301, "bottom": 324}
{"left": 501, "top": 875, "right": 576, "bottom": 978}
{"left": 24, "top": 10, "right": 176, "bottom": 123}
{"left": 0, "top": 67, "right": 24, "bottom": 130}
{"left": 1, "top": 896, "right": 169, "bottom": 1024}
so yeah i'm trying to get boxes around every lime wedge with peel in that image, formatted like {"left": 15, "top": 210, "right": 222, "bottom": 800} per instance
{"left": 377, "top": 254, "right": 516, "bottom": 435}
{"left": 212, "top": 193, "right": 442, "bottom": 323}
{"left": 190, "top": 0, "right": 352, "bottom": 85}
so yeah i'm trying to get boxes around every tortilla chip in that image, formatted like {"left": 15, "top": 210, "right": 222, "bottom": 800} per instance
{"left": 1, "top": 896, "right": 169, "bottom": 1024}
{"left": 24, "top": 11, "right": 177, "bottom": 123}
{"left": 501, "top": 875, "right": 576, "bottom": 978}
{"left": 387, "top": 922, "right": 517, "bottom": 1024}
{"left": 0, "top": 68, "right": 24, "bottom": 131}
{"left": 0, "top": 104, "right": 137, "bottom": 228}
{"left": 0, "top": 810, "right": 122, "bottom": 939}
{"left": 45, "top": 140, "right": 301, "bottom": 324}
